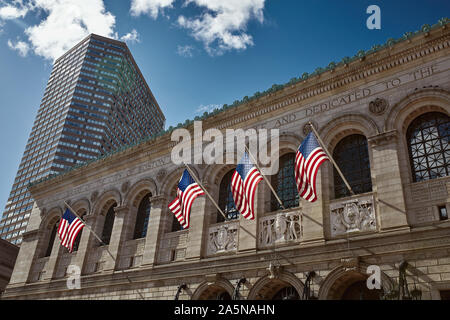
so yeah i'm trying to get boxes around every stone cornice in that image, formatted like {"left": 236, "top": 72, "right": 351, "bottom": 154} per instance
{"left": 29, "top": 25, "right": 450, "bottom": 198}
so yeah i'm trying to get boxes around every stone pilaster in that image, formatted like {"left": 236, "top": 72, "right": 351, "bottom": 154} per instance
{"left": 301, "top": 169, "right": 326, "bottom": 244}
{"left": 185, "top": 188, "right": 209, "bottom": 260}
{"left": 103, "top": 205, "right": 129, "bottom": 272}
{"left": 368, "top": 130, "right": 409, "bottom": 232}
{"left": 141, "top": 195, "right": 168, "bottom": 267}
{"left": 8, "top": 230, "right": 39, "bottom": 285}
{"left": 72, "top": 214, "right": 98, "bottom": 275}
{"left": 238, "top": 181, "right": 264, "bottom": 253}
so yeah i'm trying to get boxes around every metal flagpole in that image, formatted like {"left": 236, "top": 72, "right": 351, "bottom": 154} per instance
{"left": 183, "top": 163, "right": 230, "bottom": 222}
{"left": 307, "top": 122, "right": 355, "bottom": 196}
{"left": 64, "top": 201, "right": 145, "bottom": 300}
{"left": 244, "top": 145, "right": 286, "bottom": 210}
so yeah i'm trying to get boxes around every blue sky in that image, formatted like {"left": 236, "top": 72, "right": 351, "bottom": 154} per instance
{"left": 0, "top": 0, "right": 449, "bottom": 213}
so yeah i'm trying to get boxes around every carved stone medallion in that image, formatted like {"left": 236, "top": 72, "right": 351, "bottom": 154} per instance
{"left": 368, "top": 98, "right": 388, "bottom": 115}
{"left": 156, "top": 169, "right": 167, "bottom": 183}
{"left": 121, "top": 181, "right": 130, "bottom": 193}
{"left": 90, "top": 191, "right": 99, "bottom": 203}
{"left": 330, "top": 195, "right": 376, "bottom": 237}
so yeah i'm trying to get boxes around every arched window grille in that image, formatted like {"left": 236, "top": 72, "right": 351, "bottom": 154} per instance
{"left": 217, "top": 169, "right": 239, "bottom": 223}
{"left": 407, "top": 112, "right": 450, "bottom": 182}
{"left": 271, "top": 153, "right": 299, "bottom": 211}
{"left": 44, "top": 222, "right": 58, "bottom": 257}
{"left": 101, "top": 204, "right": 116, "bottom": 245}
{"left": 333, "top": 134, "right": 372, "bottom": 198}
{"left": 272, "top": 286, "right": 300, "bottom": 300}
{"left": 133, "top": 193, "right": 152, "bottom": 239}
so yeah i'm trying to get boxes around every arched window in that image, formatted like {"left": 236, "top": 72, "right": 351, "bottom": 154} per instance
{"left": 44, "top": 222, "right": 58, "bottom": 257}
{"left": 101, "top": 204, "right": 116, "bottom": 245}
{"left": 271, "top": 153, "right": 299, "bottom": 211}
{"left": 133, "top": 193, "right": 152, "bottom": 239}
{"left": 217, "top": 169, "right": 239, "bottom": 223}
{"left": 407, "top": 112, "right": 450, "bottom": 182}
{"left": 333, "top": 134, "right": 372, "bottom": 198}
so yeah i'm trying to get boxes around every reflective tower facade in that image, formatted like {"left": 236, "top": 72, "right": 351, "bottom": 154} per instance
{"left": 0, "top": 34, "right": 165, "bottom": 245}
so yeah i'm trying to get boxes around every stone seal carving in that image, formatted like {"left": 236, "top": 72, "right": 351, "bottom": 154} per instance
{"left": 368, "top": 98, "right": 388, "bottom": 115}
{"left": 156, "top": 169, "right": 167, "bottom": 183}
{"left": 330, "top": 195, "right": 376, "bottom": 237}
{"left": 207, "top": 223, "right": 238, "bottom": 255}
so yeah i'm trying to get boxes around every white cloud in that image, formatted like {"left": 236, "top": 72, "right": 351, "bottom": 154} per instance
{"left": 177, "top": 0, "right": 265, "bottom": 55}
{"left": 130, "top": 0, "right": 174, "bottom": 19}
{"left": 7, "top": 39, "right": 29, "bottom": 56}
{"left": 0, "top": 4, "right": 27, "bottom": 20}
{"left": 176, "top": 44, "right": 194, "bottom": 57}
{"left": 120, "top": 29, "right": 140, "bottom": 43}
{"left": 0, "top": 0, "right": 122, "bottom": 61}
{"left": 25, "top": 0, "right": 116, "bottom": 60}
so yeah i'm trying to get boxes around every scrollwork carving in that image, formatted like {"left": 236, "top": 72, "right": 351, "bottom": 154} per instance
{"left": 330, "top": 195, "right": 376, "bottom": 237}
{"left": 207, "top": 223, "right": 238, "bottom": 255}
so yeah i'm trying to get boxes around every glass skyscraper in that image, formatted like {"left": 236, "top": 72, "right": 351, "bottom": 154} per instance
{"left": 0, "top": 34, "right": 165, "bottom": 245}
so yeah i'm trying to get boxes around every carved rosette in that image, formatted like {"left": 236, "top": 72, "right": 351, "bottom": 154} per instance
{"left": 259, "top": 211, "right": 302, "bottom": 247}
{"left": 207, "top": 222, "right": 239, "bottom": 255}
{"left": 368, "top": 98, "right": 388, "bottom": 115}
{"left": 330, "top": 195, "right": 377, "bottom": 237}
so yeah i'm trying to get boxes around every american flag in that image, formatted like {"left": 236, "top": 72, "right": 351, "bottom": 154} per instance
{"left": 57, "top": 208, "right": 85, "bottom": 253}
{"left": 168, "top": 169, "right": 205, "bottom": 229}
{"left": 230, "top": 152, "right": 264, "bottom": 220}
{"left": 295, "top": 132, "right": 329, "bottom": 202}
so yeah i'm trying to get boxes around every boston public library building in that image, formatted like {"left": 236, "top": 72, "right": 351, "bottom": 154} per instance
{"left": 3, "top": 20, "right": 450, "bottom": 300}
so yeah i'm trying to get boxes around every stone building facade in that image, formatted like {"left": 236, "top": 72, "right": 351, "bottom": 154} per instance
{"left": 2, "top": 21, "right": 450, "bottom": 300}
{"left": 0, "top": 239, "right": 18, "bottom": 295}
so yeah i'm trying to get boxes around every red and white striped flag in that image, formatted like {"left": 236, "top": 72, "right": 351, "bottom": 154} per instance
{"left": 168, "top": 169, "right": 205, "bottom": 229}
{"left": 295, "top": 132, "right": 329, "bottom": 202}
{"left": 230, "top": 152, "right": 263, "bottom": 220}
{"left": 57, "top": 208, "right": 85, "bottom": 252}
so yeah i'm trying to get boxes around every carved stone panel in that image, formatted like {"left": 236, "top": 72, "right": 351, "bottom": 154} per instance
{"left": 207, "top": 222, "right": 238, "bottom": 256}
{"left": 259, "top": 211, "right": 302, "bottom": 248}
{"left": 330, "top": 195, "right": 376, "bottom": 237}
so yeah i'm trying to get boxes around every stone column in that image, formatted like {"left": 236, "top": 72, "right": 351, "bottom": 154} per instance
{"left": 72, "top": 214, "right": 98, "bottom": 275}
{"left": 368, "top": 131, "right": 409, "bottom": 232}
{"left": 301, "top": 169, "right": 326, "bottom": 244}
{"left": 103, "top": 205, "right": 129, "bottom": 272}
{"left": 42, "top": 230, "right": 64, "bottom": 280}
{"left": 185, "top": 187, "right": 210, "bottom": 260}
{"left": 141, "top": 195, "right": 168, "bottom": 267}
{"left": 8, "top": 203, "right": 44, "bottom": 285}
{"left": 8, "top": 230, "right": 40, "bottom": 285}
{"left": 238, "top": 181, "right": 264, "bottom": 253}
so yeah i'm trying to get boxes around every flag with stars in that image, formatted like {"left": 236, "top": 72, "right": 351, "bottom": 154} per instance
{"left": 57, "top": 208, "right": 85, "bottom": 253}
{"left": 168, "top": 169, "right": 205, "bottom": 229}
{"left": 230, "top": 152, "right": 264, "bottom": 220}
{"left": 295, "top": 132, "right": 329, "bottom": 202}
